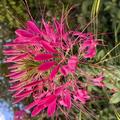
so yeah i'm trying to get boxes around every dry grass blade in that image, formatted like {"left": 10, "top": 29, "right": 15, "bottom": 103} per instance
{"left": 96, "top": 42, "right": 120, "bottom": 64}
{"left": 91, "top": 0, "right": 101, "bottom": 17}
{"left": 78, "top": 111, "right": 82, "bottom": 120}
{"left": 22, "top": 0, "right": 34, "bottom": 20}
{"left": 91, "top": 0, "right": 101, "bottom": 37}
{"left": 115, "top": 111, "right": 120, "bottom": 120}
{"left": 114, "top": 110, "right": 120, "bottom": 120}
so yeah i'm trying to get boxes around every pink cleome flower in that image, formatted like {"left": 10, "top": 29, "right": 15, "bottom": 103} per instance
{"left": 92, "top": 73, "right": 105, "bottom": 87}
{"left": 74, "top": 89, "right": 90, "bottom": 104}
{"left": 14, "top": 110, "right": 25, "bottom": 120}
{"left": 4, "top": 17, "right": 101, "bottom": 117}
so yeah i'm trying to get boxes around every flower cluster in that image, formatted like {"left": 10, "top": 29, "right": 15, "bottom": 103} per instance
{"left": 4, "top": 18, "right": 105, "bottom": 117}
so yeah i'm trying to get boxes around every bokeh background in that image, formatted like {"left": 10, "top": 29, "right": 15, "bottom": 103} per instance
{"left": 0, "top": 0, "right": 120, "bottom": 120}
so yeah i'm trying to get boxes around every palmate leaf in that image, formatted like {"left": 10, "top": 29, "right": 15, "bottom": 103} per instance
{"left": 110, "top": 92, "right": 120, "bottom": 104}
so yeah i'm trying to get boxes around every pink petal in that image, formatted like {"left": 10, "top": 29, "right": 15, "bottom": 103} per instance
{"left": 75, "top": 90, "right": 90, "bottom": 104}
{"left": 35, "top": 54, "right": 53, "bottom": 61}
{"left": 64, "top": 92, "right": 71, "bottom": 109}
{"left": 26, "top": 21, "right": 41, "bottom": 33}
{"left": 38, "top": 95, "right": 56, "bottom": 106}
{"left": 53, "top": 18, "right": 61, "bottom": 33}
{"left": 59, "top": 100, "right": 67, "bottom": 107}
{"left": 47, "top": 99, "right": 56, "bottom": 117}
{"left": 93, "top": 75, "right": 103, "bottom": 82}
{"left": 41, "top": 40, "right": 57, "bottom": 53}
{"left": 30, "top": 35, "right": 42, "bottom": 43}
{"left": 92, "top": 74, "right": 105, "bottom": 87}
{"left": 60, "top": 65, "right": 69, "bottom": 76}
{"left": 42, "top": 19, "right": 50, "bottom": 33}
{"left": 15, "top": 29, "right": 33, "bottom": 37}
{"left": 12, "top": 53, "right": 28, "bottom": 61}
{"left": 8, "top": 65, "right": 18, "bottom": 70}
{"left": 50, "top": 65, "right": 59, "bottom": 80}
{"left": 94, "top": 82, "right": 105, "bottom": 87}
{"left": 25, "top": 99, "right": 40, "bottom": 110}
{"left": 5, "top": 54, "right": 28, "bottom": 63}
{"left": 14, "top": 110, "right": 24, "bottom": 120}
{"left": 24, "top": 81, "right": 42, "bottom": 88}
{"left": 14, "top": 90, "right": 33, "bottom": 98}
{"left": 68, "top": 56, "right": 78, "bottom": 73}
{"left": 4, "top": 42, "right": 30, "bottom": 47}
{"left": 55, "top": 86, "right": 63, "bottom": 96}
{"left": 8, "top": 79, "right": 24, "bottom": 91}
{"left": 7, "top": 71, "right": 25, "bottom": 78}
{"left": 12, "top": 88, "right": 24, "bottom": 97}
{"left": 38, "top": 61, "right": 55, "bottom": 71}
{"left": 84, "top": 48, "right": 96, "bottom": 58}
{"left": 31, "top": 105, "right": 46, "bottom": 117}
{"left": 59, "top": 91, "right": 71, "bottom": 109}
{"left": 9, "top": 79, "right": 20, "bottom": 83}
{"left": 3, "top": 50, "right": 20, "bottom": 55}
{"left": 9, "top": 84, "right": 23, "bottom": 92}
{"left": 10, "top": 82, "right": 24, "bottom": 89}
{"left": 13, "top": 94, "right": 30, "bottom": 104}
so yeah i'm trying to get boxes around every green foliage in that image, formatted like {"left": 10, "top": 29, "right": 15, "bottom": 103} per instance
{"left": 110, "top": 92, "right": 120, "bottom": 104}
{"left": 115, "top": 110, "right": 120, "bottom": 120}
{"left": 0, "top": 0, "right": 29, "bottom": 29}
{"left": 96, "top": 50, "right": 105, "bottom": 61}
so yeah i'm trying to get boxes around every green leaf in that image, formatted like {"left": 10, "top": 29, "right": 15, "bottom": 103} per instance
{"left": 110, "top": 92, "right": 120, "bottom": 104}
{"left": 96, "top": 50, "right": 105, "bottom": 61}
{"left": 115, "top": 110, "right": 120, "bottom": 120}
{"left": 105, "top": 83, "right": 117, "bottom": 90}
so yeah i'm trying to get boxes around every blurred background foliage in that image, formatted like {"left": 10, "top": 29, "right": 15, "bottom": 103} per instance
{"left": 0, "top": 0, "right": 120, "bottom": 120}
